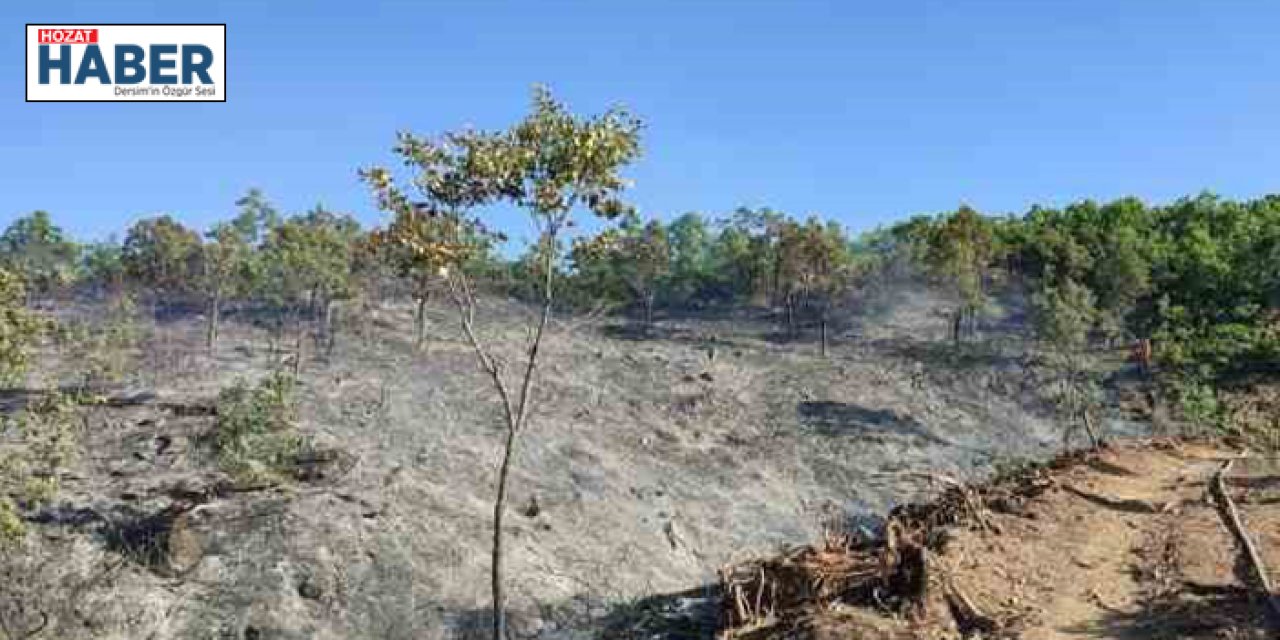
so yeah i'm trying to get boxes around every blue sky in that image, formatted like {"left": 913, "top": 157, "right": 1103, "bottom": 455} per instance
{"left": 3, "top": 1, "right": 1279, "bottom": 247}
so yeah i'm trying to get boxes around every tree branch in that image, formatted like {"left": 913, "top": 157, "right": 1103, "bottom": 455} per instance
{"left": 448, "top": 273, "right": 518, "bottom": 431}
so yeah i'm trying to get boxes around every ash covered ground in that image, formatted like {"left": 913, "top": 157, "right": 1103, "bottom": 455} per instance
{"left": 5, "top": 282, "right": 1148, "bottom": 639}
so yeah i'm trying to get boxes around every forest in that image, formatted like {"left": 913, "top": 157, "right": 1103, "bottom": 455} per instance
{"left": 4, "top": 172, "right": 1278, "bottom": 435}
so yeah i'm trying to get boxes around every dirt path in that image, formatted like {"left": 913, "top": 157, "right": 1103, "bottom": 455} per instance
{"left": 731, "top": 441, "right": 1277, "bottom": 639}
{"left": 939, "top": 442, "right": 1256, "bottom": 638}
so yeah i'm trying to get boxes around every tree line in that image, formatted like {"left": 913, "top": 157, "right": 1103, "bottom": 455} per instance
{"left": 3, "top": 191, "right": 1279, "bottom": 382}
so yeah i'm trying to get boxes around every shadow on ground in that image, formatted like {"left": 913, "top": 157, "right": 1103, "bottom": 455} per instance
{"left": 596, "top": 585, "right": 719, "bottom": 640}
{"left": 797, "top": 400, "right": 952, "bottom": 446}
{"left": 868, "top": 336, "right": 1022, "bottom": 373}
{"left": 446, "top": 585, "right": 720, "bottom": 639}
{"left": 1066, "top": 585, "right": 1271, "bottom": 639}
{"left": 600, "top": 322, "right": 757, "bottom": 354}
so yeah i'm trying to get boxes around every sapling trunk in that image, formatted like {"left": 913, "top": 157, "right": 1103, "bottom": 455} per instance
{"left": 491, "top": 426, "right": 515, "bottom": 640}
{"left": 206, "top": 290, "right": 221, "bottom": 351}
{"left": 820, "top": 313, "right": 828, "bottom": 357}
{"left": 415, "top": 296, "right": 428, "bottom": 349}
{"left": 786, "top": 295, "right": 796, "bottom": 338}
{"left": 324, "top": 299, "right": 335, "bottom": 350}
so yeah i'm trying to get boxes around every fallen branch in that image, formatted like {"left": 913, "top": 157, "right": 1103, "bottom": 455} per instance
{"left": 936, "top": 564, "right": 1000, "bottom": 637}
{"left": 1062, "top": 484, "right": 1166, "bottom": 514}
{"left": 1209, "top": 459, "right": 1280, "bottom": 623}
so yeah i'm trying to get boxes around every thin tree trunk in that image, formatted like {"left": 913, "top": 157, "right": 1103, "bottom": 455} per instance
{"left": 292, "top": 308, "right": 305, "bottom": 378}
{"left": 415, "top": 296, "right": 428, "bottom": 350}
{"left": 206, "top": 290, "right": 221, "bottom": 351}
{"left": 491, "top": 426, "right": 516, "bottom": 640}
{"left": 786, "top": 296, "right": 796, "bottom": 338}
{"left": 479, "top": 231, "right": 559, "bottom": 640}
{"left": 820, "top": 313, "right": 828, "bottom": 357}
{"left": 325, "top": 299, "right": 338, "bottom": 355}
{"left": 324, "top": 299, "right": 335, "bottom": 348}
{"left": 644, "top": 291, "right": 655, "bottom": 329}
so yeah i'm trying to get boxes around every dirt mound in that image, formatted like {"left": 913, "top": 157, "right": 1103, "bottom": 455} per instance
{"left": 719, "top": 440, "right": 1277, "bottom": 639}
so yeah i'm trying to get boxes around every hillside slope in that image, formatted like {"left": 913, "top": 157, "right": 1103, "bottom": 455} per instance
{"left": 3, "top": 287, "right": 1144, "bottom": 638}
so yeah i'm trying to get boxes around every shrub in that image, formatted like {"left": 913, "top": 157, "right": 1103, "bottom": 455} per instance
{"left": 0, "top": 268, "right": 42, "bottom": 386}
{"left": 214, "top": 372, "right": 303, "bottom": 484}
{"left": 0, "top": 498, "right": 23, "bottom": 545}
{"left": 0, "top": 392, "right": 81, "bottom": 545}
{"left": 1173, "top": 380, "right": 1224, "bottom": 435}
{"left": 53, "top": 294, "right": 141, "bottom": 388}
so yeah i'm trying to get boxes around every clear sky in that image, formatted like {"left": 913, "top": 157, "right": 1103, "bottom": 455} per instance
{"left": 3, "top": 1, "right": 1279, "bottom": 246}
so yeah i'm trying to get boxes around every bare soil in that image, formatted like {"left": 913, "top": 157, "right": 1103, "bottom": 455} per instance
{"left": 723, "top": 440, "right": 1276, "bottom": 639}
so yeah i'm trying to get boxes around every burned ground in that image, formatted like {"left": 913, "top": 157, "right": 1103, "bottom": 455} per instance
{"left": 2, "top": 285, "right": 1160, "bottom": 638}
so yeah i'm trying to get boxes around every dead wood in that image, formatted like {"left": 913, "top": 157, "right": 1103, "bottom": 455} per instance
{"left": 1062, "top": 483, "right": 1167, "bottom": 514}
{"left": 1209, "top": 459, "right": 1280, "bottom": 624}
{"left": 931, "top": 557, "right": 1004, "bottom": 639}
{"left": 942, "top": 581, "right": 999, "bottom": 638}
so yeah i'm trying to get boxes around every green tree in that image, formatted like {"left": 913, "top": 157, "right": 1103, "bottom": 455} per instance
{"left": 201, "top": 221, "right": 254, "bottom": 349}
{"left": 665, "top": 212, "right": 713, "bottom": 304}
{"left": 713, "top": 207, "right": 784, "bottom": 303}
{"left": 572, "top": 216, "right": 670, "bottom": 327}
{"left": 0, "top": 211, "right": 80, "bottom": 301}
{"left": 1031, "top": 278, "right": 1102, "bottom": 448}
{"left": 232, "top": 187, "right": 280, "bottom": 243}
{"left": 261, "top": 206, "right": 361, "bottom": 355}
{"left": 926, "top": 205, "right": 994, "bottom": 343}
{"left": 362, "top": 85, "right": 641, "bottom": 640}
{"left": 81, "top": 238, "right": 126, "bottom": 296}
{"left": 775, "top": 217, "right": 851, "bottom": 353}
{"left": 1092, "top": 224, "right": 1150, "bottom": 346}
{"left": 370, "top": 203, "right": 498, "bottom": 350}
{"left": 121, "top": 215, "right": 202, "bottom": 316}
{"left": 807, "top": 220, "right": 854, "bottom": 357}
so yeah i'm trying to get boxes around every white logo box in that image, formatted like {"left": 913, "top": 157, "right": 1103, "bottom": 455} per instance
{"left": 26, "top": 24, "right": 226, "bottom": 102}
